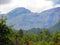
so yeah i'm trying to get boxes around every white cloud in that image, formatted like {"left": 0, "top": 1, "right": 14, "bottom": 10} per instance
{"left": 0, "top": 0, "right": 53, "bottom": 14}
{"left": 0, "top": 0, "right": 10, "bottom": 4}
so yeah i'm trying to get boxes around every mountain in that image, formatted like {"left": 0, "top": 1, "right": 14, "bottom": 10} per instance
{"left": 49, "top": 21, "right": 60, "bottom": 32}
{"left": 6, "top": 7, "right": 60, "bottom": 30}
{"left": 24, "top": 21, "right": 60, "bottom": 34}
{"left": 6, "top": 7, "right": 31, "bottom": 19}
{"left": 39, "top": 7, "right": 60, "bottom": 27}
{"left": 23, "top": 28, "right": 41, "bottom": 34}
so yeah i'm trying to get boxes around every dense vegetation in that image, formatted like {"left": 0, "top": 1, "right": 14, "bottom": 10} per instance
{"left": 0, "top": 17, "right": 60, "bottom": 45}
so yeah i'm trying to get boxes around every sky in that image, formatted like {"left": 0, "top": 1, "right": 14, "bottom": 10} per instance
{"left": 0, "top": 0, "right": 60, "bottom": 14}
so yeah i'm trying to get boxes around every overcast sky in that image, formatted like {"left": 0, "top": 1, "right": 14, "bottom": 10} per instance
{"left": 0, "top": 0, "right": 60, "bottom": 14}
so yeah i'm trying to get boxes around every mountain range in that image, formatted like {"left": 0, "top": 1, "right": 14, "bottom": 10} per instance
{"left": 0, "top": 7, "right": 60, "bottom": 30}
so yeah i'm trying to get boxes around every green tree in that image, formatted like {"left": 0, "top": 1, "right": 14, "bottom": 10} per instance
{"left": 39, "top": 29, "right": 50, "bottom": 41}
{"left": 18, "top": 29, "right": 23, "bottom": 37}
{"left": 0, "top": 17, "right": 13, "bottom": 45}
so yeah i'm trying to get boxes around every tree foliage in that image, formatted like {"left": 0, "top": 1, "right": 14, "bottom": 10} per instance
{"left": 0, "top": 17, "right": 60, "bottom": 45}
{"left": 0, "top": 17, "right": 14, "bottom": 45}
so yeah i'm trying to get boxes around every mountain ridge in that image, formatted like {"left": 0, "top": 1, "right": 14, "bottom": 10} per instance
{"left": 0, "top": 7, "right": 60, "bottom": 30}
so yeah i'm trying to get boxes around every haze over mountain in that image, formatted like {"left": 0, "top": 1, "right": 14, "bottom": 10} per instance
{"left": 0, "top": 7, "right": 60, "bottom": 30}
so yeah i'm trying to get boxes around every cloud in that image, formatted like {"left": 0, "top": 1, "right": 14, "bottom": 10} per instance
{"left": 46, "top": 0, "right": 60, "bottom": 5}
{"left": 0, "top": 0, "right": 10, "bottom": 4}
{"left": 53, "top": 0, "right": 60, "bottom": 5}
{"left": 0, "top": 0, "right": 53, "bottom": 14}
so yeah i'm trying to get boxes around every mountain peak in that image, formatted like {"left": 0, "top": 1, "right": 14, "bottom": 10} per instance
{"left": 10, "top": 7, "right": 31, "bottom": 14}
{"left": 14, "top": 7, "right": 31, "bottom": 12}
{"left": 7, "top": 7, "right": 31, "bottom": 18}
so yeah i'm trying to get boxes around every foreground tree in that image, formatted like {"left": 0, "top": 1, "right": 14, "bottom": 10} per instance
{"left": 0, "top": 17, "right": 13, "bottom": 45}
